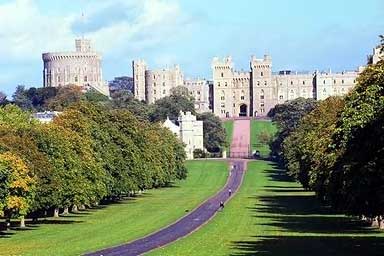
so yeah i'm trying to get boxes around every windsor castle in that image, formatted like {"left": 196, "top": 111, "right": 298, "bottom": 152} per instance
{"left": 133, "top": 47, "right": 382, "bottom": 118}
{"left": 41, "top": 39, "right": 382, "bottom": 118}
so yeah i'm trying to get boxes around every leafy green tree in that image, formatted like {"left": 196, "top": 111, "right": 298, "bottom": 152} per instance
{"left": 197, "top": 112, "right": 227, "bottom": 153}
{"left": 45, "top": 85, "right": 83, "bottom": 111}
{"left": 109, "top": 90, "right": 151, "bottom": 121}
{"left": 282, "top": 97, "right": 345, "bottom": 191}
{"left": 149, "top": 94, "right": 195, "bottom": 122}
{"left": 268, "top": 97, "right": 318, "bottom": 164}
{"left": 327, "top": 59, "right": 384, "bottom": 218}
{"left": 12, "top": 85, "right": 33, "bottom": 110}
{"left": 0, "top": 151, "right": 36, "bottom": 227}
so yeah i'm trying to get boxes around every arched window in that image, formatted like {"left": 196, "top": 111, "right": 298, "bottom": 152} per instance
{"left": 221, "top": 72, "right": 224, "bottom": 77}
{"left": 261, "top": 72, "right": 264, "bottom": 76}
{"left": 323, "top": 80, "right": 326, "bottom": 84}
{"left": 303, "top": 81, "right": 305, "bottom": 85}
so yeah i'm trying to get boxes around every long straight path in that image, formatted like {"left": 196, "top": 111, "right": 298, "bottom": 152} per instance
{"left": 230, "top": 119, "right": 251, "bottom": 158}
{"left": 85, "top": 119, "right": 251, "bottom": 256}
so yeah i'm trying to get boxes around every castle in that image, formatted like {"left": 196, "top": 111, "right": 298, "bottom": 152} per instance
{"left": 42, "top": 39, "right": 110, "bottom": 96}
{"left": 134, "top": 46, "right": 382, "bottom": 117}
{"left": 163, "top": 111, "right": 204, "bottom": 160}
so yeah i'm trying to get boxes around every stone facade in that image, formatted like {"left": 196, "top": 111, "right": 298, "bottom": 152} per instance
{"left": 162, "top": 111, "right": 204, "bottom": 160}
{"left": 183, "top": 78, "right": 211, "bottom": 113}
{"left": 212, "top": 55, "right": 360, "bottom": 118}
{"left": 133, "top": 60, "right": 184, "bottom": 104}
{"left": 42, "top": 39, "right": 109, "bottom": 96}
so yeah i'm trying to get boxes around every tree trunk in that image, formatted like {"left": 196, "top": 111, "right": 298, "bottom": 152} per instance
{"left": 53, "top": 208, "right": 59, "bottom": 218}
{"left": 63, "top": 207, "right": 69, "bottom": 215}
{"left": 20, "top": 216, "right": 25, "bottom": 228}
{"left": 79, "top": 204, "right": 85, "bottom": 210}
{"left": 72, "top": 205, "right": 78, "bottom": 213}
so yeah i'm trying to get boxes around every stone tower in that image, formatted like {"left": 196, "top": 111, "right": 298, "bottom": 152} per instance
{"left": 42, "top": 38, "right": 109, "bottom": 96}
{"left": 212, "top": 56, "right": 234, "bottom": 117}
{"left": 132, "top": 60, "right": 147, "bottom": 101}
{"left": 250, "top": 55, "right": 274, "bottom": 116}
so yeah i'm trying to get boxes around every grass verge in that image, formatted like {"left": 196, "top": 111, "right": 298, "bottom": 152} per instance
{"left": 150, "top": 161, "right": 384, "bottom": 256}
{"left": 0, "top": 160, "right": 228, "bottom": 256}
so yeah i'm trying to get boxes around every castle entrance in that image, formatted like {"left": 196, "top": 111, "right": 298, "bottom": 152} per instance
{"left": 239, "top": 104, "right": 247, "bottom": 117}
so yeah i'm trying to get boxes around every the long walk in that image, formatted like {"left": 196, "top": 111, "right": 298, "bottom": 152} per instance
{"left": 230, "top": 119, "right": 251, "bottom": 158}
{"left": 85, "top": 119, "right": 250, "bottom": 256}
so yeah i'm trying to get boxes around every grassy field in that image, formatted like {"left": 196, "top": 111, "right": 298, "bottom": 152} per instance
{"left": 250, "top": 120, "right": 277, "bottom": 157}
{"left": 150, "top": 161, "right": 384, "bottom": 256}
{"left": 0, "top": 160, "right": 228, "bottom": 256}
{"left": 223, "top": 120, "right": 234, "bottom": 153}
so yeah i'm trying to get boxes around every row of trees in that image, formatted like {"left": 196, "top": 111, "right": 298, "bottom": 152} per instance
{"left": 0, "top": 102, "right": 187, "bottom": 228}
{"left": 269, "top": 55, "right": 383, "bottom": 224}
{"left": 9, "top": 85, "right": 227, "bottom": 153}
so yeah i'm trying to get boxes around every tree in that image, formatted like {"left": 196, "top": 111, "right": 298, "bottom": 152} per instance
{"left": 327, "top": 59, "right": 384, "bottom": 219}
{"left": 84, "top": 88, "right": 110, "bottom": 104}
{"left": 268, "top": 97, "right": 318, "bottom": 164}
{"left": 12, "top": 85, "right": 32, "bottom": 110}
{"left": 282, "top": 97, "right": 345, "bottom": 192}
{"left": 109, "top": 76, "right": 134, "bottom": 93}
{"left": 150, "top": 93, "right": 196, "bottom": 122}
{"left": 197, "top": 112, "right": 227, "bottom": 153}
{"left": 109, "top": 90, "right": 151, "bottom": 121}
{"left": 45, "top": 85, "right": 83, "bottom": 111}
{"left": 0, "top": 152, "right": 36, "bottom": 228}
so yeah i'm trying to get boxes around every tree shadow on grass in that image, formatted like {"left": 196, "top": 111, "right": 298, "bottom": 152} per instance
{"left": 230, "top": 235, "right": 384, "bottom": 256}
{"left": 231, "top": 164, "right": 384, "bottom": 255}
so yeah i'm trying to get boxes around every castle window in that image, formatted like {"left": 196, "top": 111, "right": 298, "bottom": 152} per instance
{"left": 154, "top": 90, "right": 157, "bottom": 94}
{"left": 334, "top": 80, "right": 336, "bottom": 84}
{"left": 197, "top": 91, "right": 201, "bottom": 95}
{"left": 58, "top": 76, "right": 61, "bottom": 82}
{"left": 323, "top": 88, "right": 326, "bottom": 93}
{"left": 290, "top": 81, "right": 293, "bottom": 85}
{"left": 225, "top": 82, "right": 228, "bottom": 86}
{"left": 323, "top": 80, "right": 326, "bottom": 84}
{"left": 163, "top": 90, "right": 166, "bottom": 94}
{"left": 153, "top": 75, "right": 156, "bottom": 79}
{"left": 342, "top": 80, "right": 344, "bottom": 84}
{"left": 264, "top": 81, "right": 267, "bottom": 86}
{"left": 221, "top": 103, "right": 225, "bottom": 108}
{"left": 303, "top": 81, "right": 305, "bottom": 85}
{"left": 260, "top": 95, "right": 264, "bottom": 100}
{"left": 75, "top": 76, "right": 78, "bottom": 82}
{"left": 241, "top": 96, "right": 245, "bottom": 100}
{"left": 218, "top": 82, "right": 221, "bottom": 87}
{"left": 163, "top": 82, "right": 165, "bottom": 86}
{"left": 342, "top": 88, "right": 345, "bottom": 92}
{"left": 154, "top": 82, "right": 156, "bottom": 87}
{"left": 257, "top": 81, "right": 260, "bottom": 86}
{"left": 279, "top": 95, "right": 283, "bottom": 100}
{"left": 261, "top": 72, "right": 263, "bottom": 76}
{"left": 221, "top": 96, "right": 225, "bottom": 100}
{"left": 260, "top": 103, "right": 265, "bottom": 107}
{"left": 84, "top": 76, "right": 87, "bottom": 82}
{"left": 233, "top": 103, "right": 235, "bottom": 107}
{"left": 221, "top": 72, "right": 224, "bottom": 77}
{"left": 353, "top": 80, "right": 356, "bottom": 83}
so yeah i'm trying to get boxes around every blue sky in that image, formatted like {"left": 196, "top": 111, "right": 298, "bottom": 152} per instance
{"left": 0, "top": 0, "right": 383, "bottom": 96}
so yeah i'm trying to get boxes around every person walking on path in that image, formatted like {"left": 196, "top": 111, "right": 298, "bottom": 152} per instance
{"left": 228, "top": 188, "right": 232, "bottom": 197}
{"left": 219, "top": 201, "right": 224, "bottom": 210}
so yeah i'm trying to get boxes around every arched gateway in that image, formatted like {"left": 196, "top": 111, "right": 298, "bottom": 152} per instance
{"left": 239, "top": 104, "right": 247, "bottom": 117}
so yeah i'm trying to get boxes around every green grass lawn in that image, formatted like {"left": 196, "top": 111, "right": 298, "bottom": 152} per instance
{"left": 223, "top": 120, "right": 234, "bottom": 153}
{"left": 150, "top": 161, "right": 384, "bottom": 256}
{"left": 250, "top": 120, "right": 277, "bottom": 157}
{"left": 0, "top": 160, "right": 228, "bottom": 256}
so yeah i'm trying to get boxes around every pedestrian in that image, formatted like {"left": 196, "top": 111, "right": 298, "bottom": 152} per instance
{"left": 228, "top": 188, "right": 232, "bottom": 197}
{"left": 219, "top": 201, "right": 224, "bottom": 210}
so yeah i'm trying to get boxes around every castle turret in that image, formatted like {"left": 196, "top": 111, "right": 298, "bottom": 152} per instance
{"left": 133, "top": 60, "right": 147, "bottom": 101}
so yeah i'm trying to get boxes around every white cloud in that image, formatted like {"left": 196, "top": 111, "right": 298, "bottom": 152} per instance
{"left": 0, "top": 0, "right": 194, "bottom": 94}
